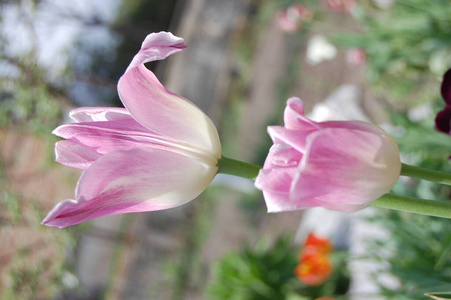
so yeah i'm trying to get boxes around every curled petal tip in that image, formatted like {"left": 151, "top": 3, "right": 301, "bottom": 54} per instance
{"left": 284, "top": 97, "right": 320, "bottom": 131}
{"left": 287, "top": 96, "right": 304, "bottom": 107}
{"left": 126, "top": 31, "right": 187, "bottom": 73}
{"left": 41, "top": 199, "right": 79, "bottom": 228}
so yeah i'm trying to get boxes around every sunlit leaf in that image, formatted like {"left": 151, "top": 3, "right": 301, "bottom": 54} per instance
{"left": 425, "top": 292, "right": 451, "bottom": 299}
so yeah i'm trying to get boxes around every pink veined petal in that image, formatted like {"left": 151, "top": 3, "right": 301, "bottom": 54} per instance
{"left": 283, "top": 98, "right": 382, "bottom": 134}
{"left": 262, "top": 190, "right": 323, "bottom": 213}
{"left": 256, "top": 167, "right": 322, "bottom": 212}
{"left": 263, "top": 190, "right": 320, "bottom": 212}
{"left": 255, "top": 144, "right": 318, "bottom": 212}
{"left": 291, "top": 127, "right": 401, "bottom": 212}
{"left": 53, "top": 119, "right": 217, "bottom": 165}
{"left": 268, "top": 126, "right": 314, "bottom": 153}
{"left": 69, "top": 107, "right": 132, "bottom": 122}
{"left": 55, "top": 140, "right": 101, "bottom": 169}
{"left": 322, "top": 119, "right": 390, "bottom": 135}
{"left": 284, "top": 97, "right": 320, "bottom": 131}
{"left": 269, "top": 120, "right": 391, "bottom": 155}
{"left": 255, "top": 167, "right": 296, "bottom": 195}
{"left": 42, "top": 147, "right": 218, "bottom": 228}
{"left": 118, "top": 33, "right": 221, "bottom": 158}
{"left": 53, "top": 118, "right": 158, "bottom": 154}
{"left": 261, "top": 143, "right": 303, "bottom": 169}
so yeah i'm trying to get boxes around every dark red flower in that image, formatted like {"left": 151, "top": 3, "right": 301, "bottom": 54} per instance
{"left": 435, "top": 69, "right": 451, "bottom": 135}
{"left": 441, "top": 69, "right": 451, "bottom": 105}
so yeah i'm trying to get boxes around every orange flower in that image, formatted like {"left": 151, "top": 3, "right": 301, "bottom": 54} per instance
{"left": 295, "top": 233, "right": 333, "bottom": 286}
{"left": 295, "top": 250, "right": 333, "bottom": 286}
{"left": 303, "top": 233, "right": 332, "bottom": 255}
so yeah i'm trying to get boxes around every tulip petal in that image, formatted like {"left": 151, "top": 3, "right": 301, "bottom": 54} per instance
{"left": 53, "top": 119, "right": 160, "bottom": 154}
{"left": 55, "top": 140, "right": 101, "bottom": 169}
{"left": 255, "top": 146, "right": 323, "bottom": 212}
{"left": 263, "top": 190, "right": 320, "bottom": 212}
{"left": 261, "top": 143, "right": 303, "bottom": 169}
{"left": 255, "top": 144, "right": 319, "bottom": 212}
{"left": 69, "top": 107, "right": 132, "bottom": 122}
{"left": 441, "top": 69, "right": 451, "bottom": 105}
{"left": 255, "top": 143, "right": 301, "bottom": 194}
{"left": 257, "top": 169, "right": 322, "bottom": 212}
{"left": 42, "top": 147, "right": 217, "bottom": 228}
{"left": 255, "top": 168, "right": 294, "bottom": 195}
{"left": 118, "top": 33, "right": 221, "bottom": 158}
{"left": 268, "top": 126, "right": 313, "bottom": 153}
{"left": 270, "top": 120, "right": 389, "bottom": 154}
{"left": 284, "top": 97, "right": 320, "bottom": 131}
{"left": 53, "top": 119, "right": 217, "bottom": 165}
{"left": 323, "top": 120, "right": 390, "bottom": 135}
{"left": 291, "top": 127, "right": 401, "bottom": 212}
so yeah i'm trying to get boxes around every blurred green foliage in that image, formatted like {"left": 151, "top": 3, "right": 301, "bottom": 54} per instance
{"left": 367, "top": 211, "right": 451, "bottom": 299}
{"left": 207, "top": 235, "right": 350, "bottom": 300}
{"left": 0, "top": 181, "right": 77, "bottom": 300}
{"left": 0, "top": 54, "right": 62, "bottom": 133}
{"left": 388, "top": 104, "right": 451, "bottom": 200}
{"left": 369, "top": 98, "right": 451, "bottom": 298}
{"left": 207, "top": 235, "right": 299, "bottom": 300}
{"left": 332, "top": 0, "right": 451, "bottom": 105}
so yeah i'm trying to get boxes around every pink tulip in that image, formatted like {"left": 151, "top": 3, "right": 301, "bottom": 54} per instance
{"left": 43, "top": 32, "right": 221, "bottom": 228}
{"left": 255, "top": 97, "right": 401, "bottom": 213}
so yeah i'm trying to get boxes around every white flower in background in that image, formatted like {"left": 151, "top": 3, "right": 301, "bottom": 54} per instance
{"left": 408, "top": 103, "right": 434, "bottom": 123}
{"left": 429, "top": 50, "right": 451, "bottom": 76}
{"left": 373, "top": 0, "right": 394, "bottom": 9}
{"left": 306, "top": 35, "right": 337, "bottom": 65}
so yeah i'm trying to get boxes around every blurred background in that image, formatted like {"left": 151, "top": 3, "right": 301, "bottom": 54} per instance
{"left": 1, "top": 0, "right": 451, "bottom": 299}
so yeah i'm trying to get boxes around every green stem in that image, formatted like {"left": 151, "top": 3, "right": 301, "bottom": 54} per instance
{"left": 401, "top": 163, "right": 451, "bottom": 186}
{"left": 217, "top": 156, "right": 451, "bottom": 218}
{"left": 371, "top": 194, "right": 451, "bottom": 219}
{"left": 217, "top": 156, "right": 261, "bottom": 180}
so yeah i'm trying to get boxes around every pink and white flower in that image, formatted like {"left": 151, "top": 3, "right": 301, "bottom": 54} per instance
{"left": 255, "top": 97, "right": 401, "bottom": 213}
{"left": 346, "top": 48, "right": 366, "bottom": 66}
{"left": 43, "top": 32, "right": 221, "bottom": 228}
{"left": 327, "top": 0, "right": 356, "bottom": 14}
{"left": 276, "top": 4, "right": 314, "bottom": 33}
